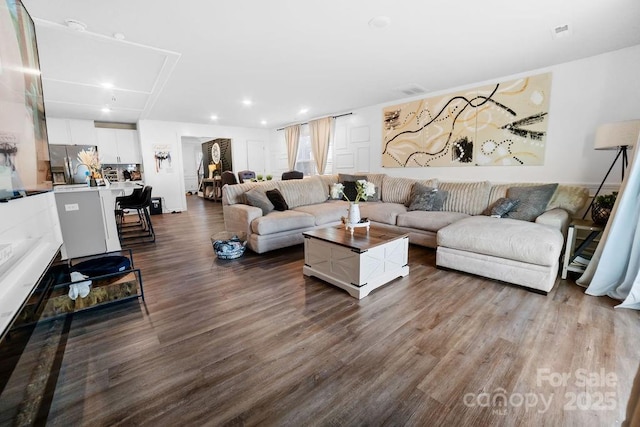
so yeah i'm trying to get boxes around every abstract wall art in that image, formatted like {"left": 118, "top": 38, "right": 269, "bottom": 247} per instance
{"left": 382, "top": 72, "right": 552, "bottom": 167}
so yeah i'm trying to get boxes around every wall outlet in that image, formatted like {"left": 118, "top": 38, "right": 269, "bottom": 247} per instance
{"left": 65, "top": 203, "right": 79, "bottom": 211}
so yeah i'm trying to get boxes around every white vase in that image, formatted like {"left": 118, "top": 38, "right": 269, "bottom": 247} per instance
{"left": 348, "top": 202, "right": 361, "bottom": 225}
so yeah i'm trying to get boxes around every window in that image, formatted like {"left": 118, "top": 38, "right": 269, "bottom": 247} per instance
{"left": 294, "top": 124, "right": 333, "bottom": 175}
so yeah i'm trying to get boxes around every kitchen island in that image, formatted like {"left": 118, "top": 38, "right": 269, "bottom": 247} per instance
{"left": 54, "top": 184, "right": 132, "bottom": 259}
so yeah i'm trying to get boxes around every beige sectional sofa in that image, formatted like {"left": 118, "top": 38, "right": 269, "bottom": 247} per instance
{"left": 221, "top": 174, "right": 588, "bottom": 293}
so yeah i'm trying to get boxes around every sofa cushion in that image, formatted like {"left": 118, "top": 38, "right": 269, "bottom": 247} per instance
{"left": 489, "top": 183, "right": 588, "bottom": 217}
{"left": 276, "top": 176, "right": 328, "bottom": 208}
{"left": 245, "top": 188, "right": 274, "bottom": 215}
{"left": 381, "top": 176, "right": 414, "bottom": 204}
{"left": 504, "top": 183, "right": 558, "bottom": 221}
{"left": 295, "top": 201, "right": 349, "bottom": 226}
{"left": 397, "top": 211, "right": 470, "bottom": 232}
{"left": 438, "top": 181, "right": 491, "bottom": 215}
{"left": 482, "top": 197, "right": 520, "bottom": 217}
{"left": 251, "top": 210, "right": 316, "bottom": 235}
{"left": 365, "top": 173, "right": 386, "bottom": 195}
{"left": 546, "top": 185, "right": 589, "bottom": 215}
{"left": 407, "top": 183, "right": 448, "bottom": 211}
{"left": 223, "top": 180, "right": 278, "bottom": 205}
{"left": 317, "top": 174, "right": 338, "bottom": 195}
{"left": 359, "top": 202, "right": 407, "bottom": 225}
{"left": 438, "top": 216, "right": 563, "bottom": 266}
{"left": 338, "top": 173, "right": 366, "bottom": 183}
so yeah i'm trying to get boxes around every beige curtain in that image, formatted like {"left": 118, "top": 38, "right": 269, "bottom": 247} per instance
{"left": 309, "top": 117, "right": 334, "bottom": 175}
{"left": 284, "top": 125, "right": 300, "bottom": 171}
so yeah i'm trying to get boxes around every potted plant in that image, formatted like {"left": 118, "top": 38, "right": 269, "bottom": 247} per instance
{"left": 592, "top": 191, "right": 617, "bottom": 225}
{"left": 266, "top": 174, "right": 273, "bottom": 181}
{"left": 256, "top": 174, "right": 264, "bottom": 181}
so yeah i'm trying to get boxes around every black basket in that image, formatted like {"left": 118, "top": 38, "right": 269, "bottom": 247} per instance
{"left": 211, "top": 232, "right": 247, "bottom": 260}
{"left": 591, "top": 203, "right": 611, "bottom": 226}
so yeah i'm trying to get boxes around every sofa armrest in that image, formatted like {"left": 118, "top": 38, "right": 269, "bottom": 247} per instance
{"left": 536, "top": 208, "right": 570, "bottom": 237}
{"left": 223, "top": 204, "right": 262, "bottom": 237}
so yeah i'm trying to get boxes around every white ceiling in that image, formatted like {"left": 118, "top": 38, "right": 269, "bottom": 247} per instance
{"left": 22, "top": 0, "right": 640, "bottom": 129}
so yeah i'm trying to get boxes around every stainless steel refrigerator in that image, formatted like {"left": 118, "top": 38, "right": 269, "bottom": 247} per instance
{"left": 49, "top": 145, "right": 97, "bottom": 185}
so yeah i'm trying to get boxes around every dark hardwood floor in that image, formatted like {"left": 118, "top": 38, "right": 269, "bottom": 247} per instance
{"left": 2, "top": 195, "right": 640, "bottom": 426}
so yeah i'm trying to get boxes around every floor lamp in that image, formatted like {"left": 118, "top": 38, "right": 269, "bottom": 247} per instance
{"left": 583, "top": 119, "right": 640, "bottom": 219}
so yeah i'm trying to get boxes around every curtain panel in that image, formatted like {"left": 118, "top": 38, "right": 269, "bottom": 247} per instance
{"left": 577, "top": 131, "right": 640, "bottom": 309}
{"left": 309, "top": 117, "right": 334, "bottom": 175}
{"left": 284, "top": 125, "right": 300, "bottom": 171}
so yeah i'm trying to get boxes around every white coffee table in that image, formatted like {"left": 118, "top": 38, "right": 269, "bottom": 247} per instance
{"left": 302, "top": 225, "right": 409, "bottom": 299}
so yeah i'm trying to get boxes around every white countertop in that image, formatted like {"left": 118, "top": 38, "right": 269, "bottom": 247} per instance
{"left": 54, "top": 181, "right": 144, "bottom": 193}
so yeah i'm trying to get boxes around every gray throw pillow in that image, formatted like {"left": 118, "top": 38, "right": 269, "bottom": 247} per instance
{"left": 407, "top": 183, "right": 448, "bottom": 211}
{"left": 504, "top": 184, "right": 558, "bottom": 221}
{"left": 245, "top": 188, "right": 274, "bottom": 215}
{"left": 483, "top": 197, "right": 520, "bottom": 217}
{"left": 338, "top": 173, "right": 366, "bottom": 184}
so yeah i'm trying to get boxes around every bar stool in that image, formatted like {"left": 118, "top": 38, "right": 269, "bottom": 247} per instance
{"left": 118, "top": 186, "right": 155, "bottom": 243}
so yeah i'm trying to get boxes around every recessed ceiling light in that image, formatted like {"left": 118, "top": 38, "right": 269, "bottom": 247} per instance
{"left": 368, "top": 16, "right": 391, "bottom": 29}
{"left": 101, "top": 82, "right": 114, "bottom": 89}
{"left": 210, "top": 115, "right": 218, "bottom": 120}
{"left": 242, "top": 99, "right": 253, "bottom": 106}
{"left": 260, "top": 120, "right": 267, "bottom": 126}
{"left": 299, "top": 108, "right": 309, "bottom": 115}
{"left": 113, "top": 32, "right": 125, "bottom": 41}
{"left": 101, "top": 106, "right": 111, "bottom": 113}
{"left": 64, "top": 18, "right": 87, "bottom": 32}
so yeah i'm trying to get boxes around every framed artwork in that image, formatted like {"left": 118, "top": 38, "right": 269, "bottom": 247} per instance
{"left": 0, "top": 0, "right": 52, "bottom": 200}
{"left": 382, "top": 72, "right": 552, "bottom": 167}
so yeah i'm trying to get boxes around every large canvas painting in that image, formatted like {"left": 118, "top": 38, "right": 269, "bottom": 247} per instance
{"left": 0, "top": 0, "right": 51, "bottom": 200}
{"left": 382, "top": 73, "right": 552, "bottom": 167}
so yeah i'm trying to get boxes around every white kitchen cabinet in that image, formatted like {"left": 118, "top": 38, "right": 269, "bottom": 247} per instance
{"left": 46, "top": 119, "right": 97, "bottom": 146}
{"left": 96, "top": 128, "right": 141, "bottom": 164}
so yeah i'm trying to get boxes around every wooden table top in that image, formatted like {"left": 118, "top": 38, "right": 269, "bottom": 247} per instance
{"left": 303, "top": 225, "right": 408, "bottom": 252}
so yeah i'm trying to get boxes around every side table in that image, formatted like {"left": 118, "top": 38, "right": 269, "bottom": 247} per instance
{"left": 561, "top": 219, "right": 604, "bottom": 279}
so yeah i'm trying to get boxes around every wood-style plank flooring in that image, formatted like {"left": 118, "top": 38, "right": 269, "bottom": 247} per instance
{"left": 3, "top": 195, "right": 640, "bottom": 426}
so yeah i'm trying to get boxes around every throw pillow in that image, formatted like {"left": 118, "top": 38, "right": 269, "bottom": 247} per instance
{"left": 482, "top": 197, "right": 520, "bottom": 217}
{"left": 338, "top": 173, "right": 366, "bottom": 184}
{"left": 407, "top": 183, "right": 448, "bottom": 211}
{"left": 245, "top": 188, "right": 274, "bottom": 215}
{"left": 504, "top": 184, "right": 559, "bottom": 221}
{"left": 265, "top": 188, "right": 289, "bottom": 211}
{"left": 341, "top": 180, "right": 379, "bottom": 203}
{"left": 342, "top": 180, "right": 359, "bottom": 202}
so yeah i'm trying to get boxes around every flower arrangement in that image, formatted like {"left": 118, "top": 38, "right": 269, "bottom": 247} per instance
{"left": 340, "top": 180, "right": 376, "bottom": 204}
{"left": 77, "top": 147, "right": 101, "bottom": 178}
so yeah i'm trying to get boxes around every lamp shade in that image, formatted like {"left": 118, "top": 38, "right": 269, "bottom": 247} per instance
{"left": 594, "top": 120, "right": 640, "bottom": 150}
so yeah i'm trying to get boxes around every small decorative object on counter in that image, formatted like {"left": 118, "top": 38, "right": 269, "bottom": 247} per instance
{"left": 592, "top": 192, "right": 617, "bottom": 225}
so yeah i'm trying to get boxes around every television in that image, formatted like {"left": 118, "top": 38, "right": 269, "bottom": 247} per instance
{"left": 0, "top": 0, "right": 51, "bottom": 202}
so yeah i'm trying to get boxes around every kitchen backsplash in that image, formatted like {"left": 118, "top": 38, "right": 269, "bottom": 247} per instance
{"left": 102, "top": 164, "right": 143, "bottom": 182}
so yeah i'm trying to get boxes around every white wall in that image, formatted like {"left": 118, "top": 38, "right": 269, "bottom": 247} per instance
{"left": 137, "top": 120, "right": 269, "bottom": 212}
{"left": 269, "top": 44, "right": 640, "bottom": 192}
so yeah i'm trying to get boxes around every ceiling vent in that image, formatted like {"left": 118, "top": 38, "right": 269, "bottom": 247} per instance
{"left": 397, "top": 84, "right": 427, "bottom": 97}
{"left": 551, "top": 23, "right": 572, "bottom": 39}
